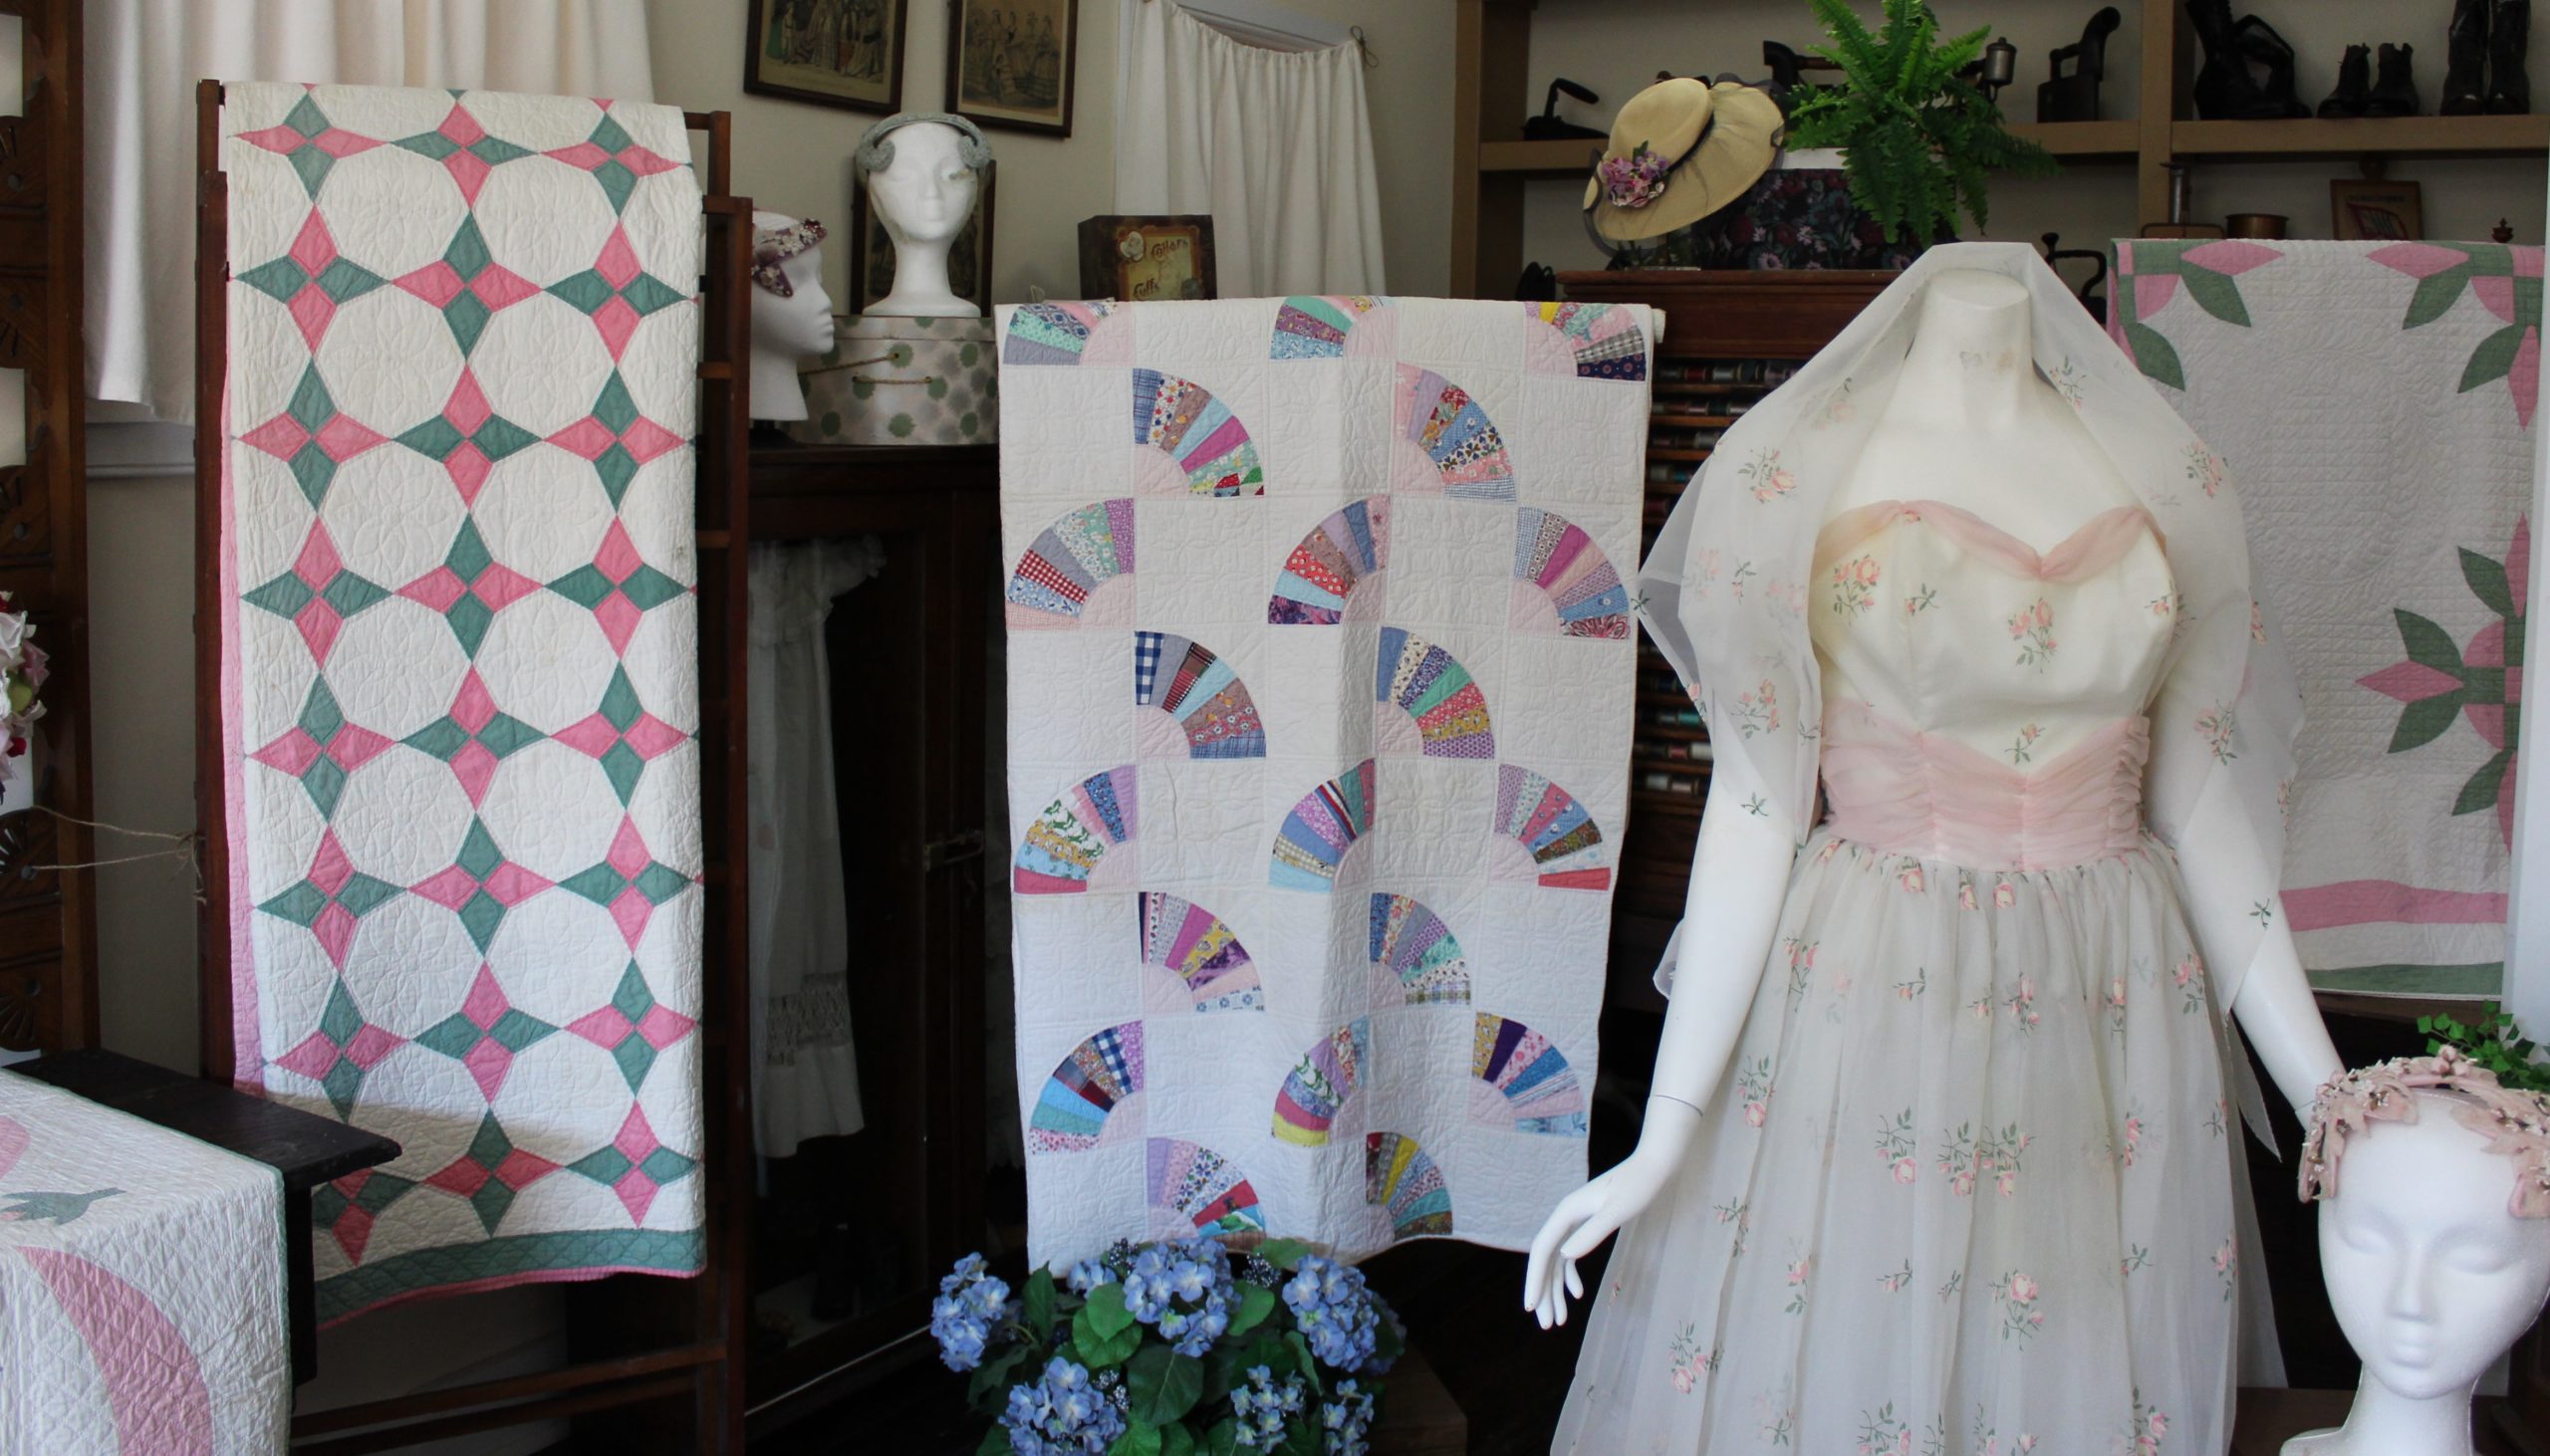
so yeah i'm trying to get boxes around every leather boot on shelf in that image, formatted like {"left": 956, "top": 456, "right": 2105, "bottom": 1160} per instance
{"left": 2189, "top": 0, "right": 2272, "bottom": 119}
{"left": 2320, "top": 43, "right": 2375, "bottom": 116}
{"left": 2443, "top": 0, "right": 2490, "bottom": 113}
{"left": 2364, "top": 42, "right": 2422, "bottom": 116}
{"left": 2234, "top": 15, "right": 2312, "bottom": 118}
{"left": 2489, "top": 0, "right": 2532, "bottom": 113}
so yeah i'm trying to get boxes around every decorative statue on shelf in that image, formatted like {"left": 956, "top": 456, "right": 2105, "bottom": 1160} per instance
{"left": 748, "top": 211, "right": 834, "bottom": 424}
{"left": 1526, "top": 243, "right": 2346, "bottom": 1452}
{"left": 2286, "top": 1053, "right": 2550, "bottom": 1456}
{"left": 852, "top": 112, "right": 992, "bottom": 319}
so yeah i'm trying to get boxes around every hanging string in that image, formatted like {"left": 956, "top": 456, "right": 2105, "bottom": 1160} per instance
{"left": 20, "top": 805, "right": 200, "bottom": 885}
{"left": 1350, "top": 25, "right": 1377, "bottom": 70}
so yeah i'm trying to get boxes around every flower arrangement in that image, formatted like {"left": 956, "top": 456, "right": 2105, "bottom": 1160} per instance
{"left": 2417, "top": 1002, "right": 2550, "bottom": 1094}
{"left": 931, "top": 1237, "right": 1404, "bottom": 1456}
{"left": 0, "top": 593, "right": 46, "bottom": 782}
{"left": 1596, "top": 141, "right": 1673, "bottom": 210}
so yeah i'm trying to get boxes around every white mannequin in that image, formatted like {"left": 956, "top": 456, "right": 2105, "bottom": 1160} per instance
{"left": 749, "top": 210, "right": 835, "bottom": 424}
{"left": 859, "top": 119, "right": 982, "bottom": 319}
{"left": 1522, "top": 269, "right": 2347, "bottom": 1323}
{"left": 2286, "top": 1092, "right": 2550, "bottom": 1456}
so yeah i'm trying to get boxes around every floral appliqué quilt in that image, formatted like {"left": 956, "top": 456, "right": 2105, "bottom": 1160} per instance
{"left": 217, "top": 83, "right": 706, "bottom": 1321}
{"left": 998, "top": 297, "right": 1649, "bottom": 1264}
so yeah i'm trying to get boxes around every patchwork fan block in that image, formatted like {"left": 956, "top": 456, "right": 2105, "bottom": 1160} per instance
{"left": 1394, "top": 365, "right": 1517, "bottom": 501}
{"left": 1491, "top": 764, "right": 1612, "bottom": 890}
{"left": 1031, "top": 1023, "right": 1146, "bottom": 1152}
{"left": 1009, "top": 498, "right": 1137, "bottom": 628}
{"left": 1135, "top": 631, "right": 1266, "bottom": 759}
{"left": 1375, "top": 626, "right": 1495, "bottom": 759}
{"left": 1366, "top": 1131, "right": 1453, "bottom": 1238}
{"left": 1368, "top": 892, "right": 1472, "bottom": 1005}
{"left": 1147, "top": 1138, "right": 1266, "bottom": 1239}
{"left": 1016, "top": 766, "right": 1140, "bottom": 894}
{"left": 1133, "top": 368, "right": 1264, "bottom": 497}
{"left": 1512, "top": 508, "right": 1633, "bottom": 639}
{"left": 1271, "top": 759, "right": 1378, "bottom": 891}
{"left": 1269, "top": 498, "right": 1390, "bottom": 625}
{"left": 1470, "top": 1015, "right": 1589, "bottom": 1135}
{"left": 1526, "top": 301, "right": 1650, "bottom": 381}
{"left": 1272, "top": 1019, "right": 1370, "bottom": 1146}
{"left": 1004, "top": 301, "right": 1127, "bottom": 365}
{"left": 221, "top": 83, "right": 706, "bottom": 1322}
{"left": 1270, "top": 295, "right": 1391, "bottom": 359}
{"left": 1139, "top": 891, "right": 1262, "bottom": 1013}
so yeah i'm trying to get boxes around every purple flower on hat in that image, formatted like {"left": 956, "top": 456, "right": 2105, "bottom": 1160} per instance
{"left": 751, "top": 218, "right": 827, "bottom": 298}
{"left": 1599, "top": 142, "right": 1673, "bottom": 210}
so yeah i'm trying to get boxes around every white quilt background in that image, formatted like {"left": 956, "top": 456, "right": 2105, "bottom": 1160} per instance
{"left": 997, "top": 297, "right": 1649, "bottom": 1266}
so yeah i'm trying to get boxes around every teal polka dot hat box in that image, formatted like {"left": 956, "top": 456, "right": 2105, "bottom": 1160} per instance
{"left": 786, "top": 313, "right": 999, "bottom": 446}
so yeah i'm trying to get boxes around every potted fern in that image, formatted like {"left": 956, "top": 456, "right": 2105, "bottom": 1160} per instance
{"left": 1783, "top": 0, "right": 2057, "bottom": 246}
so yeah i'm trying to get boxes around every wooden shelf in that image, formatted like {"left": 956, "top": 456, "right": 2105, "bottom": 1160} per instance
{"left": 2006, "top": 119, "right": 2140, "bottom": 160}
{"left": 2172, "top": 113, "right": 2550, "bottom": 158}
{"left": 1478, "top": 136, "right": 1602, "bottom": 175}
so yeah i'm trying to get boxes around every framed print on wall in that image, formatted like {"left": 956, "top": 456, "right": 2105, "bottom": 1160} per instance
{"left": 853, "top": 161, "right": 997, "bottom": 315}
{"left": 2331, "top": 179, "right": 2423, "bottom": 241}
{"left": 947, "top": 0, "right": 1078, "bottom": 136}
{"left": 1076, "top": 215, "right": 1217, "bottom": 302}
{"left": 748, "top": 0, "right": 909, "bottom": 114}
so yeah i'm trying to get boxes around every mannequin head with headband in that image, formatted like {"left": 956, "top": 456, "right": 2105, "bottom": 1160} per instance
{"left": 2287, "top": 1051, "right": 2550, "bottom": 1455}
{"left": 853, "top": 112, "right": 992, "bottom": 318}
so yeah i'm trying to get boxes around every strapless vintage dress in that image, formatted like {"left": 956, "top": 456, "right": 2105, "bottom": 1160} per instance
{"left": 1556, "top": 500, "right": 2240, "bottom": 1455}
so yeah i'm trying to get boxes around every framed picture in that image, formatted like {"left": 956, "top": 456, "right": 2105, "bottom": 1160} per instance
{"left": 2331, "top": 179, "right": 2423, "bottom": 242}
{"left": 1076, "top": 216, "right": 1217, "bottom": 303}
{"left": 747, "top": 0, "right": 908, "bottom": 114}
{"left": 852, "top": 161, "right": 996, "bottom": 315}
{"left": 947, "top": 0, "right": 1078, "bottom": 137}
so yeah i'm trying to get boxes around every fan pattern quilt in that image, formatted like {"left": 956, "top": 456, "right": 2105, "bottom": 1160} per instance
{"left": 997, "top": 297, "right": 1649, "bottom": 1265}
{"left": 217, "top": 83, "right": 706, "bottom": 1321}
{"left": 0, "top": 1071, "right": 288, "bottom": 1453}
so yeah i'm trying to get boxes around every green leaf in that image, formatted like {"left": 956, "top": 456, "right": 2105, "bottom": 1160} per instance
{"left": 1229, "top": 1283, "right": 1277, "bottom": 1339}
{"left": 1200, "top": 1345, "right": 1243, "bottom": 1404}
{"left": 967, "top": 1345, "right": 1033, "bottom": 1414}
{"left": 2389, "top": 693, "right": 2464, "bottom": 753}
{"left": 979, "top": 1427, "right": 1020, "bottom": 1456}
{"left": 2460, "top": 323, "right": 2530, "bottom": 392}
{"left": 1160, "top": 1423, "right": 1196, "bottom": 1456}
{"left": 2405, "top": 265, "right": 2474, "bottom": 328}
{"left": 1109, "top": 1422, "right": 1163, "bottom": 1456}
{"left": 1204, "top": 1418, "right": 1242, "bottom": 1456}
{"left": 2396, "top": 608, "right": 2467, "bottom": 673}
{"left": 2123, "top": 321, "right": 2184, "bottom": 389}
{"left": 2454, "top": 747, "right": 2514, "bottom": 816}
{"left": 1255, "top": 1239, "right": 1314, "bottom": 1272}
{"left": 1275, "top": 1420, "right": 1324, "bottom": 1456}
{"left": 2463, "top": 547, "right": 2518, "bottom": 616}
{"left": 1084, "top": 1282, "right": 1137, "bottom": 1338}
{"left": 1283, "top": 1332, "right": 1326, "bottom": 1392}
{"left": 1128, "top": 1345, "right": 1206, "bottom": 1427}
{"left": 1023, "top": 1267, "right": 1058, "bottom": 1338}
{"left": 2179, "top": 267, "right": 2253, "bottom": 328}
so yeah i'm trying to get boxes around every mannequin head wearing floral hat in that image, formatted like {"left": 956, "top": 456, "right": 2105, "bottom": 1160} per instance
{"left": 748, "top": 210, "right": 833, "bottom": 422}
{"left": 2293, "top": 1052, "right": 2550, "bottom": 1450}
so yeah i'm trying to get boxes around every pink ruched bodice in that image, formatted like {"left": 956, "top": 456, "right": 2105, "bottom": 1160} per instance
{"left": 1808, "top": 498, "right": 2176, "bottom": 872}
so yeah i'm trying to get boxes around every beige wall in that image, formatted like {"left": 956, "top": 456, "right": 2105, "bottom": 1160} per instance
{"left": 1521, "top": 0, "right": 2546, "bottom": 275}
{"left": 643, "top": 0, "right": 1456, "bottom": 304}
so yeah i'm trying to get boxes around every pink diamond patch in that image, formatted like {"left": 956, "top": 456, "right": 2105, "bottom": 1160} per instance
{"left": 243, "top": 414, "right": 312, "bottom": 459}
{"left": 252, "top": 727, "right": 324, "bottom": 777}
{"left": 315, "top": 415, "right": 388, "bottom": 462}
{"left": 400, "top": 567, "right": 467, "bottom": 612}
{"left": 276, "top": 1031, "right": 343, "bottom": 1081}
{"left": 394, "top": 261, "right": 466, "bottom": 309}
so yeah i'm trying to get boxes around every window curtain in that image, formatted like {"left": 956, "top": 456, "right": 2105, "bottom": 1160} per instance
{"left": 1113, "top": 0, "right": 1386, "bottom": 298}
{"left": 87, "top": 0, "right": 657, "bottom": 423}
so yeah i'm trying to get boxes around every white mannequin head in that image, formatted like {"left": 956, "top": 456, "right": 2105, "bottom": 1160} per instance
{"left": 2289, "top": 1083, "right": 2550, "bottom": 1455}
{"left": 750, "top": 210, "right": 835, "bottom": 422}
{"left": 853, "top": 113, "right": 992, "bottom": 318}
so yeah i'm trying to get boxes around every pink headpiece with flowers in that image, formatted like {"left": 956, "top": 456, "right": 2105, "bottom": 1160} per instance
{"left": 2300, "top": 1048, "right": 2550, "bottom": 1218}
{"left": 751, "top": 217, "right": 827, "bottom": 298}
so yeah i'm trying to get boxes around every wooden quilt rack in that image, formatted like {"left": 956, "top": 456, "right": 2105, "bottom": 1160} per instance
{"left": 192, "top": 84, "right": 754, "bottom": 1452}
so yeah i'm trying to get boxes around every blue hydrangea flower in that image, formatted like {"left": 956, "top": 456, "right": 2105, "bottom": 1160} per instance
{"left": 929, "top": 1252, "right": 1017, "bottom": 1372}
{"left": 1321, "top": 1378, "right": 1378, "bottom": 1455}
{"left": 1280, "top": 1255, "right": 1381, "bottom": 1373}
{"left": 1002, "top": 1356, "right": 1129, "bottom": 1456}
{"left": 1065, "top": 1258, "right": 1116, "bottom": 1294}
{"left": 1116, "top": 1236, "right": 1232, "bottom": 1357}
{"left": 1229, "top": 1363, "right": 1309, "bottom": 1451}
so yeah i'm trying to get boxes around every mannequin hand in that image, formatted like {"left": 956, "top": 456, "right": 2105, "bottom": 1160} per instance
{"left": 1521, "top": 1098, "right": 1700, "bottom": 1330}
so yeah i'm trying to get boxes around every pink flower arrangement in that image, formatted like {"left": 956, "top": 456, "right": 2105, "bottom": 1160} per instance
{"left": 1744, "top": 1100, "right": 1768, "bottom": 1127}
{"left": 1598, "top": 142, "right": 1673, "bottom": 209}
{"left": 0, "top": 592, "right": 47, "bottom": 781}
{"left": 1898, "top": 862, "right": 1924, "bottom": 893}
{"left": 1993, "top": 880, "right": 2017, "bottom": 909}
{"left": 1892, "top": 1156, "right": 1917, "bottom": 1183}
{"left": 1958, "top": 881, "right": 1978, "bottom": 911}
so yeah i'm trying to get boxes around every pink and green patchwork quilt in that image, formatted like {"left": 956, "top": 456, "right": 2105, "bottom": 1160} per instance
{"left": 2113, "top": 239, "right": 2538, "bottom": 996}
{"left": 0, "top": 1071, "right": 288, "bottom": 1450}
{"left": 997, "top": 297, "right": 1649, "bottom": 1265}
{"left": 216, "top": 83, "right": 705, "bottom": 1321}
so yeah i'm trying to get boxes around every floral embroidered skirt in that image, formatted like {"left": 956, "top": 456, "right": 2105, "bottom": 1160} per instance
{"left": 1554, "top": 832, "right": 2238, "bottom": 1456}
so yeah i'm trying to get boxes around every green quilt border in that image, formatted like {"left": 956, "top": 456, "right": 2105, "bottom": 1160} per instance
{"left": 2307, "top": 962, "right": 2503, "bottom": 996}
{"left": 318, "top": 1228, "right": 704, "bottom": 1323}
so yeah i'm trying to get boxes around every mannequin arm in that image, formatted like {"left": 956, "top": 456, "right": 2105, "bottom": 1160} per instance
{"left": 2170, "top": 800, "right": 2343, "bottom": 1110}
{"left": 1522, "top": 750, "right": 1797, "bottom": 1327}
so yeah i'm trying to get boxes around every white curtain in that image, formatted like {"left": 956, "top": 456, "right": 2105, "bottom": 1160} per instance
{"left": 87, "top": 0, "right": 657, "bottom": 422}
{"left": 1114, "top": 0, "right": 1385, "bottom": 298}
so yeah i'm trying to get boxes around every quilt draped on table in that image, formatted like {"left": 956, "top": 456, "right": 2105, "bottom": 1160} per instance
{"left": 0, "top": 1071, "right": 288, "bottom": 1453}
{"left": 996, "top": 295, "right": 1649, "bottom": 1265}
{"left": 2112, "top": 239, "right": 2538, "bottom": 997}
{"left": 217, "top": 82, "right": 706, "bottom": 1322}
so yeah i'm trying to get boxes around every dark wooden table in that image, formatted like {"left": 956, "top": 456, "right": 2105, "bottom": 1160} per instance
{"left": 13, "top": 1048, "right": 398, "bottom": 1383}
